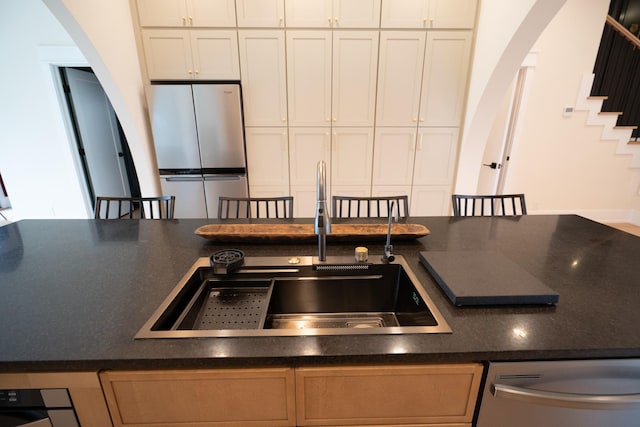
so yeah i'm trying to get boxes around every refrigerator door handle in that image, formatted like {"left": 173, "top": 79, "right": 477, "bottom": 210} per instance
{"left": 491, "top": 383, "right": 640, "bottom": 410}
{"left": 203, "top": 175, "right": 243, "bottom": 182}
{"left": 163, "top": 176, "right": 203, "bottom": 182}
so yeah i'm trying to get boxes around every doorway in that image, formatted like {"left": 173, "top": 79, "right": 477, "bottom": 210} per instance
{"left": 476, "top": 53, "right": 537, "bottom": 195}
{"left": 59, "top": 67, "right": 140, "bottom": 209}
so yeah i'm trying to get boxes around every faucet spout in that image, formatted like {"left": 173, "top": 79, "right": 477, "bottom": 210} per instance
{"left": 382, "top": 201, "right": 396, "bottom": 263}
{"left": 315, "top": 160, "right": 331, "bottom": 261}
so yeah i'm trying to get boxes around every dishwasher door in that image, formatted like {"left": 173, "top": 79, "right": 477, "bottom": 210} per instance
{"left": 476, "top": 359, "right": 640, "bottom": 427}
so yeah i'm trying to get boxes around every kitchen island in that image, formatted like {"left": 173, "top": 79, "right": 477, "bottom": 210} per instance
{"left": 1, "top": 214, "right": 640, "bottom": 370}
{"left": 1, "top": 215, "right": 640, "bottom": 426}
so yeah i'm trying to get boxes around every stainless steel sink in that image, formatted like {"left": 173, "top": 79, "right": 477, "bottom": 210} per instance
{"left": 135, "top": 255, "right": 451, "bottom": 338}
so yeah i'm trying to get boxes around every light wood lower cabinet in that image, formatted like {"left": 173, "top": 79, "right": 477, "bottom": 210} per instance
{"left": 0, "top": 372, "right": 112, "bottom": 427}
{"left": 296, "top": 364, "right": 483, "bottom": 426}
{"left": 99, "top": 363, "right": 483, "bottom": 427}
{"left": 99, "top": 368, "right": 296, "bottom": 427}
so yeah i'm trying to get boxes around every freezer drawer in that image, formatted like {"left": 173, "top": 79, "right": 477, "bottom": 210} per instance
{"left": 204, "top": 175, "right": 248, "bottom": 219}
{"left": 476, "top": 359, "right": 640, "bottom": 427}
{"left": 160, "top": 176, "right": 207, "bottom": 219}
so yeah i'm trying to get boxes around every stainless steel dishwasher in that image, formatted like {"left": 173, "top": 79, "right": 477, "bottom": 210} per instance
{"left": 476, "top": 359, "right": 640, "bottom": 427}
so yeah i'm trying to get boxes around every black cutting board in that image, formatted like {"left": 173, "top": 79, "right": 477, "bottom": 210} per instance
{"left": 419, "top": 250, "right": 559, "bottom": 306}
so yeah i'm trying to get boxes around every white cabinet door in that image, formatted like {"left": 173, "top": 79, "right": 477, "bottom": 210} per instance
{"left": 381, "top": 0, "right": 429, "bottom": 28}
{"left": 376, "top": 31, "right": 426, "bottom": 126}
{"left": 239, "top": 30, "right": 287, "bottom": 126}
{"left": 332, "top": 31, "right": 378, "bottom": 127}
{"left": 289, "top": 127, "right": 332, "bottom": 187}
{"left": 286, "top": 31, "right": 332, "bottom": 126}
{"left": 289, "top": 127, "right": 332, "bottom": 218}
{"left": 413, "top": 127, "right": 458, "bottom": 185}
{"left": 285, "top": 0, "right": 332, "bottom": 27}
{"left": 142, "top": 29, "right": 239, "bottom": 79}
{"left": 190, "top": 30, "right": 240, "bottom": 79}
{"left": 137, "top": 0, "right": 187, "bottom": 27}
{"left": 331, "top": 128, "right": 373, "bottom": 188}
{"left": 427, "top": 0, "right": 477, "bottom": 29}
{"left": 333, "top": 0, "right": 381, "bottom": 28}
{"left": 372, "top": 128, "right": 416, "bottom": 186}
{"left": 189, "top": 0, "right": 236, "bottom": 27}
{"left": 236, "top": 0, "right": 285, "bottom": 27}
{"left": 142, "top": 29, "right": 193, "bottom": 79}
{"left": 137, "top": 0, "right": 236, "bottom": 27}
{"left": 410, "top": 185, "right": 451, "bottom": 215}
{"left": 245, "top": 127, "right": 290, "bottom": 188}
{"left": 381, "top": 0, "right": 476, "bottom": 28}
{"left": 419, "top": 31, "right": 472, "bottom": 126}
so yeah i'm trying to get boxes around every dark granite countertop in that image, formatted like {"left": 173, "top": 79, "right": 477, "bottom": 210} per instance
{"left": 1, "top": 215, "right": 639, "bottom": 372}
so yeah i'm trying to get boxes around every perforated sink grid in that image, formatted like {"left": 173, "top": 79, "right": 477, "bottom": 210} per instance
{"left": 193, "top": 287, "right": 270, "bottom": 330}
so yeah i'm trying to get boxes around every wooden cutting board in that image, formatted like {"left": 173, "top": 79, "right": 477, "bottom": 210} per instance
{"left": 194, "top": 223, "right": 430, "bottom": 242}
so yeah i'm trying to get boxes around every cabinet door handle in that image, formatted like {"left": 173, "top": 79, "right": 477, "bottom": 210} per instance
{"left": 189, "top": 16, "right": 193, "bottom": 25}
{"left": 182, "top": 16, "right": 186, "bottom": 26}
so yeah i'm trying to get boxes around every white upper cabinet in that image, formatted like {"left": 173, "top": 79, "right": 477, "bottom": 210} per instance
{"left": 332, "top": 31, "right": 379, "bottom": 127}
{"left": 142, "top": 29, "right": 194, "bottom": 79}
{"left": 236, "top": 0, "right": 285, "bottom": 27}
{"left": 238, "top": 30, "right": 287, "bottom": 126}
{"left": 137, "top": 0, "right": 236, "bottom": 27}
{"left": 286, "top": 31, "right": 332, "bottom": 127}
{"left": 142, "top": 29, "right": 239, "bottom": 79}
{"left": 190, "top": 30, "right": 240, "bottom": 79}
{"left": 286, "top": 0, "right": 381, "bottom": 28}
{"left": 285, "top": 0, "right": 333, "bottom": 27}
{"left": 375, "top": 32, "right": 426, "bottom": 127}
{"left": 427, "top": 0, "right": 477, "bottom": 29}
{"left": 381, "top": 0, "right": 476, "bottom": 29}
{"left": 332, "top": 0, "right": 381, "bottom": 28}
{"left": 419, "top": 31, "right": 472, "bottom": 126}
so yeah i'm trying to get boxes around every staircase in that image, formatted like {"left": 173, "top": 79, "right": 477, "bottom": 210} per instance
{"left": 573, "top": 10, "right": 640, "bottom": 168}
{"left": 574, "top": 73, "right": 640, "bottom": 168}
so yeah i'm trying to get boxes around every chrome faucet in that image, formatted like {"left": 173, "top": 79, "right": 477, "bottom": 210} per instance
{"left": 315, "top": 160, "right": 331, "bottom": 261}
{"left": 382, "top": 201, "right": 397, "bottom": 263}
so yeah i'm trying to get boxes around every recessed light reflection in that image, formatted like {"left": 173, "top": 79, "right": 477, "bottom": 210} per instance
{"left": 512, "top": 327, "right": 528, "bottom": 339}
{"left": 571, "top": 259, "right": 580, "bottom": 268}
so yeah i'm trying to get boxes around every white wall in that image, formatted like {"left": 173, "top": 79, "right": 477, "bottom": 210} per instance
{"left": 506, "top": 0, "right": 640, "bottom": 220}
{"left": 44, "top": 0, "right": 160, "bottom": 198}
{"left": 457, "top": 0, "right": 567, "bottom": 194}
{"left": 0, "top": 0, "right": 159, "bottom": 220}
{"left": 459, "top": 0, "right": 640, "bottom": 222}
{"left": 0, "top": 0, "right": 88, "bottom": 218}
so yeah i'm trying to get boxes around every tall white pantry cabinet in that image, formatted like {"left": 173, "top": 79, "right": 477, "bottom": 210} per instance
{"left": 134, "top": 0, "right": 477, "bottom": 216}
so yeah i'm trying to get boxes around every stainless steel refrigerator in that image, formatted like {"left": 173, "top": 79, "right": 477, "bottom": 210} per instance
{"left": 146, "top": 83, "right": 248, "bottom": 218}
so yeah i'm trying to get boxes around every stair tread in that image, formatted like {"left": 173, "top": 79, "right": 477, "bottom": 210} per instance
{"left": 598, "top": 111, "right": 623, "bottom": 116}
{"left": 588, "top": 95, "right": 608, "bottom": 100}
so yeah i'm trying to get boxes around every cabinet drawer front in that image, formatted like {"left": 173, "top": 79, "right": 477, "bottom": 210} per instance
{"left": 296, "top": 364, "right": 482, "bottom": 426}
{"left": 100, "top": 368, "right": 295, "bottom": 427}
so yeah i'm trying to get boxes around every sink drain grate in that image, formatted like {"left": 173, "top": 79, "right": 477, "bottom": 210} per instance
{"left": 194, "top": 287, "right": 271, "bottom": 330}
